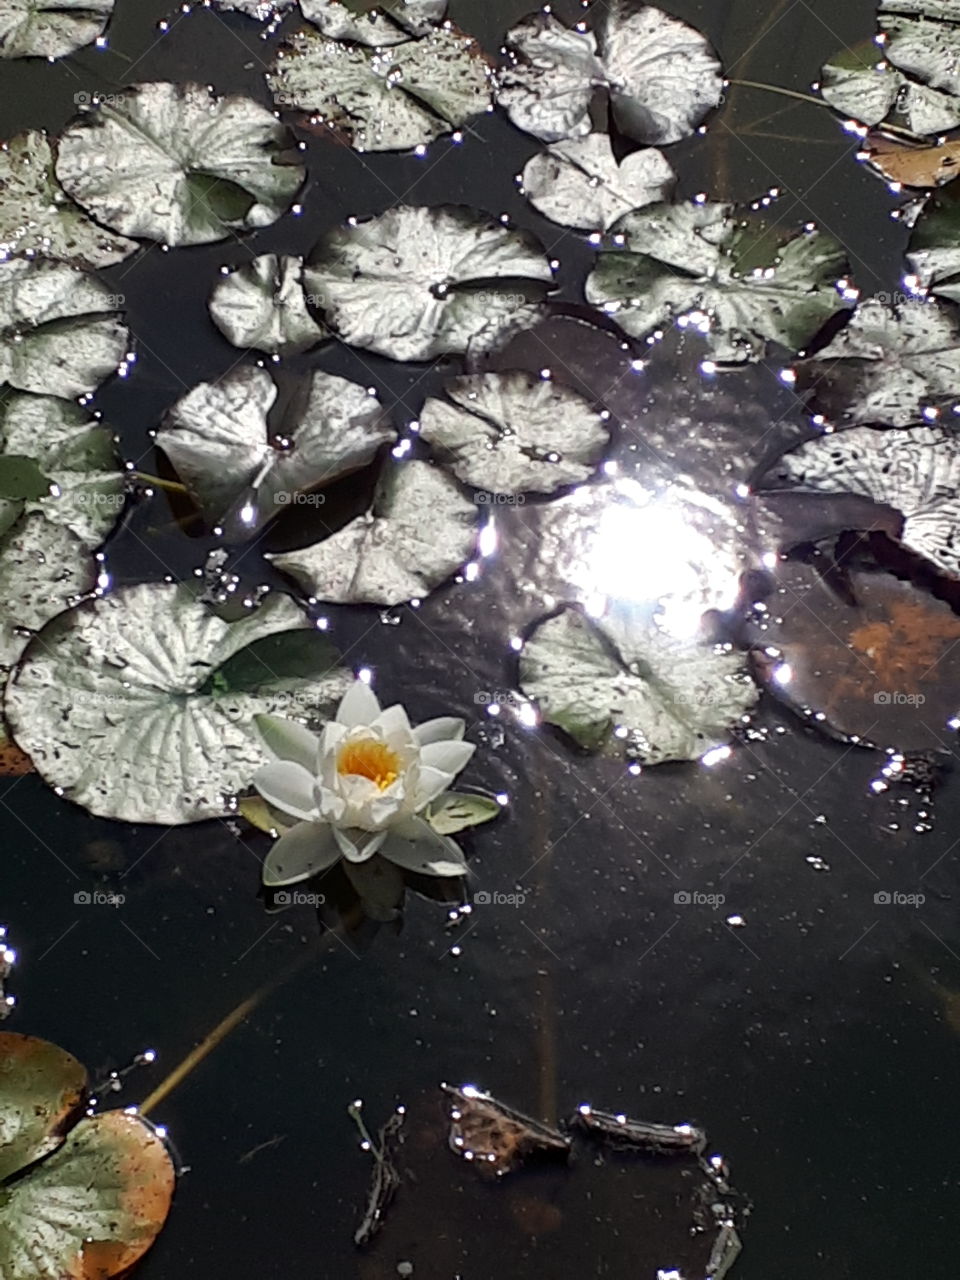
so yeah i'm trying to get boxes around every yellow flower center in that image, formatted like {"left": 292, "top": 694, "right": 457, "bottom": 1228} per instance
{"left": 336, "top": 739, "right": 401, "bottom": 791}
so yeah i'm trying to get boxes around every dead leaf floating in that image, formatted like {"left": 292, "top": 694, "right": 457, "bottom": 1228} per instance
{"left": 442, "top": 1084, "right": 571, "bottom": 1177}
{"left": 862, "top": 134, "right": 960, "bottom": 188}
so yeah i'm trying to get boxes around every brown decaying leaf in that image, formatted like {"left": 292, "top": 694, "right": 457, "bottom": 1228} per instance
{"left": 0, "top": 733, "right": 34, "bottom": 776}
{"left": 442, "top": 1084, "right": 571, "bottom": 1177}
{"left": 863, "top": 134, "right": 960, "bottom": 188}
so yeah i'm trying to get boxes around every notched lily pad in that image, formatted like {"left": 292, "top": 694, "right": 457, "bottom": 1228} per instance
{"left": 907, "top": 181, "right": 960, "bottom": 300}
{"left": 820, "top": 40, "right": 904, "bottom": 126}
{"left": 426, "top": 790, "right": 501, "bottom": 835}
{"left": 519, "top": 605, "right": 757, "bottom": 761}
{"left": 0, "top": 259, "right": 128, "bottom": 400}
{"left": 520, "top": 133, "right": 675, "bottom": 232}
{"left": 304, "top": 204, "right": 554, "bottom": 361}
{"left": 0, "top": 132, "right": 138, "bottom": 269}
{"left": 499, "top": 3, "right": 722, "bottom": 146}
{"left": 419, "top": 370, "right": 609, "bottom": 495}
{"left": 794, "top": 298, "right": 960, "bottom": 426}
{"left": 268, "top": 459, "right": 477, "bottom": 605}
{"left": 762, "top": 422, "right": 960, "bottom": 579}
{"left": 4, "top": 584, "right": 351, "bottom": 824}
{"left": 0, "top": 1031, "right": 174, "bottom": 1280}
{"left": 0, "top": 0, "right": 113, "bottom": 59}
{"left": 157, "top": 364, "right": 392, "bottom": 536}
{"left": 269, "top": 22, "right": 492, "bottom": 153}
{"left": 209, "top": 255, "right": 329, "bottom": 354}
{"left": 0, "top": 391, "right": 125, "bottom": 669}
{"left": 56, "top": 82, "right": 305, "bottom": 248}
{"left": 586, "top": 200, "right": 851, "bottom": 364}
{"left": 300, "top": 0, "right": 446, "bottom": 43}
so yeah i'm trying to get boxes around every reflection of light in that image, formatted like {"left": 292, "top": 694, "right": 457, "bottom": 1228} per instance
{"left": 584, "top": 488, "right": 742, "bottom": 638}
{"left": 478, "top": 520, "right": 497, "bottom": 558}
{"left": 773, "top": 662, "right": 792, "bottom": 686}
{"left": 701, "top": 744, "right": 732, "bottom": 768}
{"left": 357, "top": 666, "right": 373, "bottom": 684}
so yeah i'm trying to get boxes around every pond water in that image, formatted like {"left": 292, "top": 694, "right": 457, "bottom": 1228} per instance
{"left": 3, "top": 1, "right": 960, "bottom": 1277}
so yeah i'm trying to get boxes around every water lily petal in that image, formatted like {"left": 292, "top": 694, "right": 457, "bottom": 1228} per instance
{"left": 253, "top": 759, "right": 320, "bottom": 822}
{"left": 319, "top": 719, "right": 348, "bottom": 758}
{"left": 317, "top": 783, "right": 347, "bottom": 825}
{"left": 372, "top": 702, "right": 414, "bottom": 741}
{"left": 254, "top": 714, "right": 321, "bottom": 771}
{"left": 381, "top": 816, "right": 468, "bottom": 877}
{"left": 262, "top": 821, "right": 340, "bottom": 887}
{"left": 415, "top": 764, "right": 454, "bottom": 807}
{"left": 333, "top": 825, "right": 389, "bottom": 863}
{"left": 420, "top": 738, "right": 476, "bottom": 776}
{"left": 414, "top": 715, "right": 465, "bottom": 745}
{"left": 336, "top": 678, "right": 381, "bottom": 727}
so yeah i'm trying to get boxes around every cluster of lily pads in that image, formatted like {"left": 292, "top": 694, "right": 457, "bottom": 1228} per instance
{"left": 1, "top": 0, "right": 960, "bottom": 857}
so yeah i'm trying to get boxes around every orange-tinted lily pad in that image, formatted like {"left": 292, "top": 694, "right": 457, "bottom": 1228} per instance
{"left": 0, "top": 733, "right": 34, "bottom": 777}
{"left": 749, "top": 560, "right": 960, "bottom": 750}
{"left": 0, "top": 1031, "right": 88, "bottom": 1182}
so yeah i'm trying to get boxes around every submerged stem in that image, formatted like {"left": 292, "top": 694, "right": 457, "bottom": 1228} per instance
{"left": 131, "top": 471, "right": 189, "bottom": 495}
{"left": 139, "top": 942, "right": 320, "bottom": 1115}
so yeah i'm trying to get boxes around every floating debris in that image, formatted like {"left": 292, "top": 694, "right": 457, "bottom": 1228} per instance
{"left": 349, "top": 1099, "right": 407, "bottom": 1247}
{"left": 571, "top": 1105, "right": 707, "bottom": 1156}
{"left": 0, "top": 926, "right": 15, "bottom": 1019}
{"left": 442, "top": 1083, "right": 571, "bottom": 1177}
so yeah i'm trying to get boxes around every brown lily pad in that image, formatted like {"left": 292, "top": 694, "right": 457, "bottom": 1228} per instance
{"left": 443, "top": 1084, "right": 571, "bottom": 1177}
{"left": 863, "top": 134, "right": 960, "bottom": 189}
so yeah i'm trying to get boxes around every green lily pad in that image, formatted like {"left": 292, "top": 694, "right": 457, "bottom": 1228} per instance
{"left": 56, "top": 82, "right": 305, "bottom": 248}
{"left": 209, "top": 255, "right": 329, "bottom": 354}
{"left": 585, "top": 200, "right": 851, "bottom": 364}
{"left": 426, "top": 790, "right": 501, "bottom": 835}
{"left": 519, "top": 605, "right": 757, "bottom": 761}
{"left": 0, "top": 392, "right": 124, "bottom": 670}
{"left": 4, "top": 585, "right": 352, "bottom": 824}
{"left": 0, "top": 1032, "right": 87, "bottom": 1184}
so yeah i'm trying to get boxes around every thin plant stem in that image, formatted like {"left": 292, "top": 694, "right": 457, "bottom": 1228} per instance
{"left": 131, "top": 471, "right": 189, "bottom": 495}
{"left": 727, "top": 79, "right": 930, "bottom": 144}
{"left": 139, "top": 942, "right": 320, "bottom": 1115}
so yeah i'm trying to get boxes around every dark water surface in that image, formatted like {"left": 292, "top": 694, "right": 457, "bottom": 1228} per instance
{"left": 3, "top": 1, "right": 960, "bottom": 1277}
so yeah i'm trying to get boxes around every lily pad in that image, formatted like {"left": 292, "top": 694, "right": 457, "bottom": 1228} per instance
{"left": 268, "top": 23, "right": 492, "bottom": 153}
{"left": 0, "top": 132, "right": 138, "bottom": 269}
{"left": 0, "top": 259, "right": 128, "bottom": 400}
{"left": 157, "top": 364, "right": 392, "bottom": 535}
{"left": 0, "top": 1032, "right": 87, "bottom": 1183}
{"left": 586, "top": 200, "right": 850, "bottom": 364}
{"left": 426, "top": 790, "right": 501, "bottom": 835}
{"left": 209, "top": 255, "right": 329, "bottom": 354}
{"left": 499, "top": 4, "right": 722, "bottom": 146}
{"left": 56, "top": 82, "right": 305, "bottom": 248}
{"left": 419, "top": 370, "right": 609, "bottom": 495}
{"left": 0, "top": 0, "right": 113, "bottom": 58}
{"left": 520, "top": 605, "right": 757, "bottom": 760}
{"left": 762, "top": 422, "right": 960, "bottom": 578}
{"left": 794, "top": 298, "right": 960, "bottom": 426}
{"left": 819, "top": 40, "right": 905, "bottom": 126}
{"left": 520, "top": 134, "right": 675, "bottom": 232}
{"left": 304, "top": 205, "right": 554, "bottom": 361}
{"left": 215, "top": 0, "right": 296, "bottom": 16}
{"left": 882, "top": 3, "right": 960, "bottom": 98}
{"left": 268, "top": 459, "right": 477, "bottom": 605}
{"left": 908, "top": 182, "right": 960, "bottom": 300}
{"left": 0, "top": 391, "right": 124, "bottom": 669}
{"left": 300, "top": 0, "right": 446, "bottom": 43}
{"left": 4, "top": 584, "right": 352, "bottom": 824}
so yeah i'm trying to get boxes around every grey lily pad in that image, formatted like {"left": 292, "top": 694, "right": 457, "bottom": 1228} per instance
{"left": 519, "top": 605, "right": 757, "bottom": 761}
{"left": 0, "top": 132, "right": 138, "bottom": 269}
{"left": 300, "top": 0, "right": 445, "bottom": 43}
{"left": 268, "top": 23, "right": 492, "bottom": 153}
{"left": 419, "top": 370, "right": 610, "bottom": 495}
{"left": 819, "top": 40, "right": 904, "bottom": 126}
{"left": 907, "top": 182, "right": 960, "bottom": 302}
{"left": 763, "top": 423, "right": 960, "bottom": 578}
{"left": 4, "top": 584, "right": 352, "bottom": 824}
{"left": 0, "top": 259, "right": 128, "bottom": 399}
{"left": 215, "top": 0, "right": 296, "bottom": 16}
{"left": 157, "top": 364, "right": 393, "bottom": 535}
{"left": 520, "top": 134, "right": 675, "bottom": 232}
{"left": 0, "top": 391, "right": 124, "bottom": 669}
{"left": 56, "top": 82, "right": 305, "bottom": 247}
{"left": 882, "top": 4, "right": 960, "bottom": 98}
{"left": 268, "top": 459, "right": 477, "bottom": 605}
{"left": 209, "top": 255, "right": 329, "bottom": 354}
{"left": 794, "top": 298, "right": 960, "bottom": 426}
{"left": 499, "top": 3, "right": 722, "bottom": 146}
{"left": 304, "top": 204, "right": 554, "bottom": 361}
{"left": 0, "top": 0, "right": 113, "bottom": 58}
{"left": 0, "top": 1031, "right": 87, "bottom": 1184}
{"left": 586, "top": 200, "right": 850, "bottom": 364}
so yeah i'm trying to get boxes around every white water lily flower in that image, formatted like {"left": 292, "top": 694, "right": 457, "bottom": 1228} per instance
{"left": 254, "top": 679, "right": 475, "bottom": 886}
